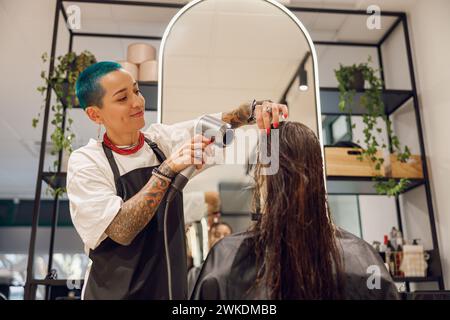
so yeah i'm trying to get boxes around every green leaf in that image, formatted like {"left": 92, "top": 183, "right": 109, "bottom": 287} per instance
{"left": 34, "top": 50, "right": 98, "bottom": 157}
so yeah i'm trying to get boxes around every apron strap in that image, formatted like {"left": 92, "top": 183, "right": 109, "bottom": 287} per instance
{"left": 144, "top": 138, "right": 167, "bottom": 163}
{"left": 101, "top": 137, "right": 168, "bottom": 196}
{"left": 101, "top": 142, "right": 121, "bottom": 180}
{"left": 101, "top": 142, "right": 124, "bottom": 196}
{"left": 144, "top": 138, "right": 170, "bottom": 232}
{"left": 101, "top": 137, "right": 167, "bottom": 178}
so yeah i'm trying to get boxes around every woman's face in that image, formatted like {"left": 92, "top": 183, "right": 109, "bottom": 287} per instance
{"left": 96, "top": 69, "right": 145, "bottom": 135}
{"left": 209, "top": 224, "right": 232, "bottom": 248}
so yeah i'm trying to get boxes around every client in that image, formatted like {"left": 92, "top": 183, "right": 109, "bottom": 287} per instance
{"left": 191, "top": 121, "right": 399, "bottom": 300}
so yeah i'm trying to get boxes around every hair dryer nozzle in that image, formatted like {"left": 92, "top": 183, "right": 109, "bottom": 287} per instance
{"left": 196, "top": 115, "right": 234, "bottom": 148}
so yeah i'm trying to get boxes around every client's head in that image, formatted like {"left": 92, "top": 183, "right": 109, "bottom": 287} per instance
{"left": 209, "top": 222, "right": 232, "bottom": 248}
{"left": 252, "top": 121, "right": 343, "bottom": 299}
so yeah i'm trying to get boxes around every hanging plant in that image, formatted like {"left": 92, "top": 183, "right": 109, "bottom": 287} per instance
{"left": 335, "top": 56, "right": 411, "bottom": 196}
{"left": 33, "top": 51, "right": 97, "bottom": 196}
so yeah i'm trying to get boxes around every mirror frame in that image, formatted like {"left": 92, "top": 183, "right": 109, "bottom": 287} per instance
{"left": 157, "top": 0, "right": 325, "bottom": 164}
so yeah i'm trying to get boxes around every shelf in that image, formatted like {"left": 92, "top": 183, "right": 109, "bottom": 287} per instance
{"left": 320, "top": 87, "right": 413, "bottom": 116}
{"left": 29, "top": 279, "right": 83, "bottom": 286}
{"left": 42, "top": 172, "right": 67, "bottom": 190}
{"left": 393, "top": 276, "right": 441, "bottom": 283}
{"left": 52, "top": 80, "right": 158, "bottom": 111}
{"left": 326, "top": 176, "right": 424, "bottom": 195}
{"left": 43, "top": 172, "right": 424, "bottom": 195}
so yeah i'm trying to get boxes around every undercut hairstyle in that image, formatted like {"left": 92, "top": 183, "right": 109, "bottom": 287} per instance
{"left": 75, "top": 61, "right": 122, "bottom": 109}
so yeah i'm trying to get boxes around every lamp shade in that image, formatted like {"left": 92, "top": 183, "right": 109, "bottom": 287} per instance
{"left": 127, "top": 43, "right": 156, "bottom": 64}
{"left": 139, "top": 60, "right": 158, "bottom": 82}
{"left": 117, "top": 61, "right": 139, "bottom": 79}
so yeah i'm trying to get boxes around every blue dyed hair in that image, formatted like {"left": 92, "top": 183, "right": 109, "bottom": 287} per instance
{"left": 75, "top": 61, "right": 122, "bottom": 109}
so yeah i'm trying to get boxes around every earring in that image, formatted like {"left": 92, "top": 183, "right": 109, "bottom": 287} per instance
{"left": 97, "top": 124, "right": 102, "bottom": 141}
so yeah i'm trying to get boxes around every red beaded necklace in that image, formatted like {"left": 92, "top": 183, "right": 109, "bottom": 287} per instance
{"left": 103, "top": 132, "right": 145, "bottom": 155}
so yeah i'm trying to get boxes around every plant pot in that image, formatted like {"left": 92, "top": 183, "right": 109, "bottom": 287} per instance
{"left": 346, "top": 68, "right": 365, "bottom": 90}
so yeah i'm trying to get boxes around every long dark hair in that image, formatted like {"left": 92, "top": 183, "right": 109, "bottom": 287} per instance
{"left": 251, "top": 121, "right": 344, "bottom": 300}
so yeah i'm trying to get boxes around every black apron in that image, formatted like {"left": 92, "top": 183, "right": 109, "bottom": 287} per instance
{"left": 83, "top": 138, "right": 188, "bottom": 300}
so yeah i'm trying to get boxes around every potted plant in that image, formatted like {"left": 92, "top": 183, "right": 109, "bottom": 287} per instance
{"left": 33, "top": 50, "right": 97, "bottom": 196}
{"left": 335, "top": 57, "right": 411, "bottom": 196}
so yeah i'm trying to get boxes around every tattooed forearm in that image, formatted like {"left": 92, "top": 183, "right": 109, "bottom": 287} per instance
{"left": 222, "top": 102, "right": 253, "bottom": 128}
{"left": 105, "top": 162, "right": 173, "bottom": 246}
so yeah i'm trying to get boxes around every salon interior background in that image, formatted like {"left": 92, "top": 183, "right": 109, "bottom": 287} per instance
{"left": 0, "top": 0, "right": 449, "bottom": 297}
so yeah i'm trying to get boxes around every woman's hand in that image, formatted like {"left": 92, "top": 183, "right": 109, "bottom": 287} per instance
{"left": 165, "top": 134, "right": 213, "bottom": 173}
{"left": 222, "top": 100, "right": 288, "bottom": 132}
{"left": 254, "top": 101, "right": 289, "bottom": 134}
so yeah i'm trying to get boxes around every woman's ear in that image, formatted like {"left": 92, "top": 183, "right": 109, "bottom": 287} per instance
{"left": 85, "top": 106, "right": 102, "bottom": 124}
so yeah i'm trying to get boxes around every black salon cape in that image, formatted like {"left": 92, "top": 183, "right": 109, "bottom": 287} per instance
{"left": 190, "top": 228, "right": 399, "bottom": 300}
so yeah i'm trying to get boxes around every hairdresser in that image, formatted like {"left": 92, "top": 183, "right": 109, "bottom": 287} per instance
{"left": 66, "top": 61, "right": 288, "bottom": 300}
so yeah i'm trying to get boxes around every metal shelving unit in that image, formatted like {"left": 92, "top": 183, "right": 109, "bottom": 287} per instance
{"left": 24, "top": 0, "right": 182, "bottom": 300}
{"left": 320, "top": 87, "right": 413, "bottom": 116}
{"left": 326, "top": 176, "right": 425, "bottom": 196}
{"left": 308, "top": 9, "right": 445, "bottom": 290}
{"left": 24, "top": 0, "right": 444, "bottom": 299}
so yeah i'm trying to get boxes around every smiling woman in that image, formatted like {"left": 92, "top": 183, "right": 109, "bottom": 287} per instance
{"left": 80, "top": 63, "right": 146, "bottom": 146}
{"left": 65, "top": 58, "right": 285, "bottom": 299}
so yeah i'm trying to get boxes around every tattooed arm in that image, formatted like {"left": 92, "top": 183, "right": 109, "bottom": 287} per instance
{"left": 105, "top": 135, "right": 212, "bottom": 246}
{"left": 105, "top": 161, "right": 172, "bottom": 246}
{"left": 221, "top": 102, "right": 253, "bottom": 129}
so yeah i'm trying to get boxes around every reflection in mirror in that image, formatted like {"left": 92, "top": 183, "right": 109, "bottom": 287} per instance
{"left": 160, "top": 0, "right": 320, "bottom": 276}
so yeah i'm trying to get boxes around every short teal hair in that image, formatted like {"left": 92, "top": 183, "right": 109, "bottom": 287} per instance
{"left": 75, "top": 61, "right": 122, "bottom": 109}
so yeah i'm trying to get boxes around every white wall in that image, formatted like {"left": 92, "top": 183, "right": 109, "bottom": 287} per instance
{"left": 0, "top": 0, "right": 55, "bottom": 198}
{"left": 404, "top": 0, "right": 450, "bottom": 289}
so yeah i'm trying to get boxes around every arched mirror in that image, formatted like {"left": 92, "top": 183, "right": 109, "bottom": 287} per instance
{"left": 158, "top": 0, "right": 321, "bottom": 276}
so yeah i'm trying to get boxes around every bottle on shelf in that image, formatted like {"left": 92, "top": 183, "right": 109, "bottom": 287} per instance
{"left": 390, "top": 227, "right": 398, "bottom": 251}
{"left": 394, "top": 230, "right": 404, "bottom": 277}
{"left": 378, "top": 239, "right": 386, "bottom": 264}
{"left": 383, "top": 235, "right": 392, "bottom": 273}
{"left": 396, "top": 230, "right": 404, "bottom": 251}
